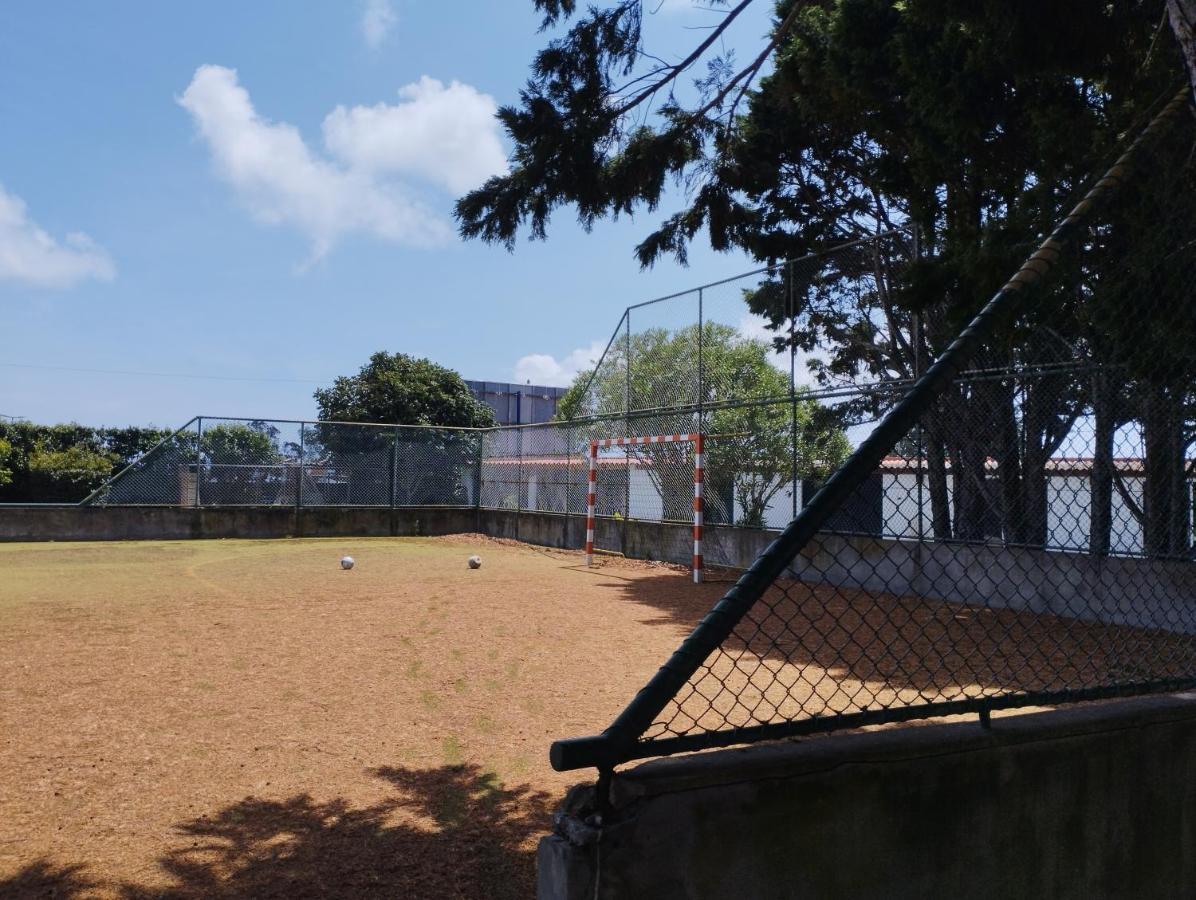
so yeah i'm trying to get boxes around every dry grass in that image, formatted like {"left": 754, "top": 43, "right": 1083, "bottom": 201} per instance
{"left": 0, "top": 535, "right": 718, "bottom": 899}
{"left": 2, "top": 534, "right": 1180, "bottom": 897}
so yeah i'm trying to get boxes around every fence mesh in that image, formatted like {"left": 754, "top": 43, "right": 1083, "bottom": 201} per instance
{"left": 90, "top": 419, "right": 482, "bottom": 509}
{"left": 88, "top": 90, "right": 1196, "bottom": 769}
{"left": 547, "top": 85, "right": 1196, "bottom": 769}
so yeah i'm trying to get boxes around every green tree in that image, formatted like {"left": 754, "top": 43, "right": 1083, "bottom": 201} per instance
{"left": 314, "top": 352, "right": 496, "bottom": 429}
{"left": 559, "top": 323, "right": 848, "bottom": 525}
{"left": 461, "top": 0, "right": 1190, "bottom": 550}
{"left": 0, "top": 422, "right": 178, "bottom": 503}
{"left": 27, "top": 444, "right": 115, "bottom": 501}
{"left": 313, "top": 354, "right": 494, "bottom": 506}
{"left": 194, "top": 422, "right": 285, "bottom": 505}
{"left": 457, "top": 1, "right": 1178, "bottom": 268}
{"left": 0, "top": 437, "right": 13, "bottom": 487}
{"left": 200, "top": 422, "right": 282, "bottom": 463}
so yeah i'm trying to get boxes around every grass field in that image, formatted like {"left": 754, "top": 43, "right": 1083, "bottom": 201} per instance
{"left": 1, "top": 534, "right": 1176, "bottom": 898}
{"left": 0, "top": 535, "right": 724, "bottom": 899}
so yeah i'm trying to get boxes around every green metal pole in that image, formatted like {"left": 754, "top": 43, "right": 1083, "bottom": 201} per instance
{"left": 194, "top": 417, "right": 203, "bottom": 508}
{"left": 549, "top": 85, "right": 1194, "bottom": 773}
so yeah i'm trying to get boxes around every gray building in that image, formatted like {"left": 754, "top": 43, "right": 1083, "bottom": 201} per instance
{"left": 465, "top": 380, "right": 568, "bottom": 425}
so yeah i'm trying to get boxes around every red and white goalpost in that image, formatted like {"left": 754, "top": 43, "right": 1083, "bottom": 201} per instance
{"left": 585, "top": 432, "right": 704, "bottom": 583}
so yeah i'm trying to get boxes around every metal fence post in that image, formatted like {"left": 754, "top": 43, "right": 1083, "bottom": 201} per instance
{"left": 391, "top": 427, "right": 399, "bottom": 509}
{"left": 516, "top": 426, "right": 524, "bottom": 540}
{"left": 296, "top": 424, "right": 304, "bottom": 510}
{"left": 194, "top": 417, "right": 203, "bottom": 508}
{"left": 789, "top": 261, "right": 800, "bottom": 521}
{"left": 912, "top": 225, "right": 925, "bottom": 544}
{"left": 475, "top": 430, "right": 484, "bottom": 512}
{"left": 624, "top": 311, "right": 632, "bottom": 545}
{"left": 697, "top": 288, "right": 704, "bottom": 561}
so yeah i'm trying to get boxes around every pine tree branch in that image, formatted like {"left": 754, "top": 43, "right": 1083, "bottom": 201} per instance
{"left": 612, "top": 0, "right": 758, "bottom": 116}
{"left": 687, "top": 0, "right": 809, "bottom": 125}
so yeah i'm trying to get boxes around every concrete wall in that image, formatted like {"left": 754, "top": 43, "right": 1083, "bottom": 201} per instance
{"left": 5, "top": 504, "right": 1193, "bottom": 632}
{"left": 539, "top": 693, "right": 1196, "bottom": 900}
{"left": 0, "top": 505, "right": 479, "bottom": 542}
{"left": 533, "top": 510, "right": 1196, "bottom": 634}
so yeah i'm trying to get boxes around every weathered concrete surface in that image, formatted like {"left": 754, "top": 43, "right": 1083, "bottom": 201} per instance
{"left": 497, "top": 511, "right": 1196, "bottom": 633}
{"left": 0, "top": 505, "right": 478, "bottom": 542}
{"left": 5, "top": 506, "right": 1193, "bottom": 632}
{"left": 539, "top": 694, "right": 1196, "bottom": 899}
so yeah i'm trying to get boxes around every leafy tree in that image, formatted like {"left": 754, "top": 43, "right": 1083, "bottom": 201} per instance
{"left": 0, "top": 422, "right": 175, "bottom": 502}
{"left": 461, "top": 0, "right": 1191, "bottom": 551}
{"left": 457, "top": 1, "right": 1180, "bottom": 267}
{"left": 26, "top": 444, "right": 115, "bottom": 501}
{"left": 314, "top": 352, "right": 496, "bottom": 429}
{"left": 200, "top": 422, "right": 282, "bottom": 463}
{"left": 0, "top": 437, "right": 13, "bottom": 487}
{"left": 558, "top": 322, "right": 848, "bottom": 525}
{"left": 312, "top": 353, "right": 494, "bottom": 505}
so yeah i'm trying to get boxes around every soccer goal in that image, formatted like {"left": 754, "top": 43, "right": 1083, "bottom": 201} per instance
{"left": 585, "top": 432, "right": 705, "bottom": 583}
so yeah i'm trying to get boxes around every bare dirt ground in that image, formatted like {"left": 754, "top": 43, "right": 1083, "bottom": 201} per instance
{"left": 1, "top": 535, "right": 1182, "bottom": 898}
{"left": 0, "top": 535, "right": 721, "bottom": 899}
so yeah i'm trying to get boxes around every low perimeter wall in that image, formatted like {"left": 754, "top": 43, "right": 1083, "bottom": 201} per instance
{"left": 539, "top": 693, "right": 1196, "bottom": 899}
{"left": 0, "top": 505, "right": 481, "bottom": 541}
{"left": 4, "top": 505, "right": 1193, "bottom": 630}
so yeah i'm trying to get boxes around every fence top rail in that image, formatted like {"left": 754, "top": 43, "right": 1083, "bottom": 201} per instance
{"left": 623, "top": 228, "right": 913, "bottom": 311}
{"left": 196, "top": 415, "right": 483, "bottom": 432}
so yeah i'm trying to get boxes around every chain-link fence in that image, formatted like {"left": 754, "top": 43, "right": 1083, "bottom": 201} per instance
{"left": 89, "top": 231, "right": 916, "bottom": 527}
{"left": 87, "top": 418, "right": 483, "bottom": 509}
{"left": 549, "top": 87, "right": 1196, "bottom": 772}
{"left": 85, "top": 88, "right": 1196, "bottom": 773}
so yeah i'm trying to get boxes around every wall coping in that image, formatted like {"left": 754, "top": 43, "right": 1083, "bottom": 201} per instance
{"left": 610, "top": 692, "right": 1196, "bottom": 808}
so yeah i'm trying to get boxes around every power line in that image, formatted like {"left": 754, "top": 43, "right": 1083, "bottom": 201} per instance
{"left": 0, "top": 362, "right": 329, "bottom": 385}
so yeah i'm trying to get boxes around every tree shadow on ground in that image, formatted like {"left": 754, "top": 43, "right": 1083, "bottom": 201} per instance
{"left": 603, "top": 563, "right": 1190, "bottom": 704}
{"left": 1, "top": 764, "right": 554, "bottom": 900}
{"left": 0, "top": 859, "right": 98, "bottom": 898}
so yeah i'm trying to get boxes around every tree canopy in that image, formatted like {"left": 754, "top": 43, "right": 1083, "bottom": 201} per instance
{"left": 0, "top": 422, "right": 174, "bottom": 503}
{"left": 557, "top": 322, "right": 849, "bottom": 525}
{"left": 200, "top": 422, "right": 283, "bottom": 464}
{"left": 457, "top": 1, "right": 1186, "bottom": 273}
{"left": 314, "top": 352, "right": 495, "bottom": 429}
{"left": 462, "top": 0, "right": 1196, "bottom": 556}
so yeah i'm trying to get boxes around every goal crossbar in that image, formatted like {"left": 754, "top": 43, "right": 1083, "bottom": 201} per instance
{"left": 586, "top": 433, "right": 704, "bottom": 583}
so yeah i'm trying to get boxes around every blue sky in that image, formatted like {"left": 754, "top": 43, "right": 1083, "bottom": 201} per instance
{"left": 0, "top": 1, "right": 773, "bottom": 427}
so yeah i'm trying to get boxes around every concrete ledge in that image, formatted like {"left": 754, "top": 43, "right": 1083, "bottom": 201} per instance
{"left": 539, "top": 693, "right": 1196, "bottom": 899}
{"left": 0, "top": 505, "right": 479, "bottom": 542}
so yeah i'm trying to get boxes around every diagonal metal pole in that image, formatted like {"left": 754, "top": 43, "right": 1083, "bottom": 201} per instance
{"left": 549, "top": 84, "right": 1194, "bottom": 773}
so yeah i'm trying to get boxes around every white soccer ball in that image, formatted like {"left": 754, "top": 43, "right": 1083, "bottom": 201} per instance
{"left": 340, "top": 556, "right": 355, "bottom": 570}
{"left": 468, "top": 555, "right": 482, "bottom": 569}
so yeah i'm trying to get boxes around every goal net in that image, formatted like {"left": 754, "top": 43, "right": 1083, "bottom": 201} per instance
{"left": 586, "top": 433, "right": 704, "bottom": 583}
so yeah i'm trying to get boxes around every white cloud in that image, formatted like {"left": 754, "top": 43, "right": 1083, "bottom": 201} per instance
{"left": 737, "top": 311, "right": 830, "bottom": 386}
{"left": 361, "top": 0, "right": 397, "bottom": 49}
{"left": 737, "top": 312, "right": 792, "bottom": 373}
{"left": 0, "top": 184, "right": 115, "bottom": 289}
{"left": 513, "top": 340, "right": 608, "bottom": 387}
{"left": 179, "top": 65, "right": 506, "bottom": 261}
{"left": 324, "top": 77, "right": 508, "bottom": 195}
